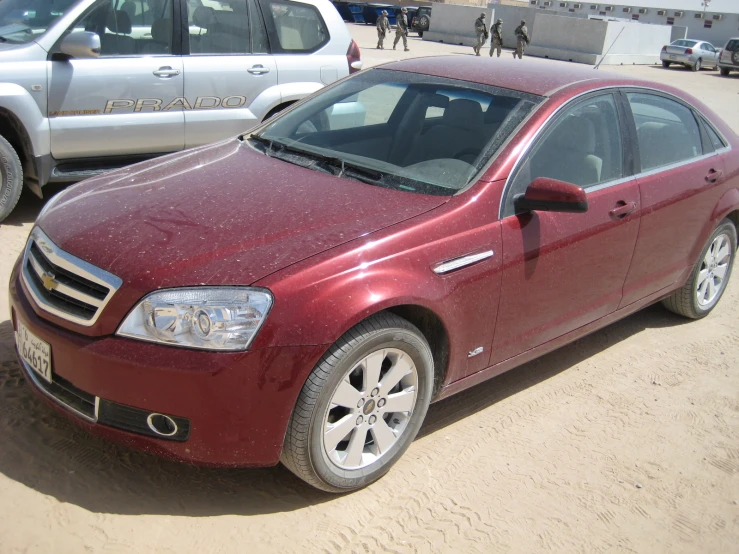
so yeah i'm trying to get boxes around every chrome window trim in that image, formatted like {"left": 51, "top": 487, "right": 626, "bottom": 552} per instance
{"left": 19, "top": 359, "right": 98, "bottom": 424}
{"left": 433, "top": 250, "right": 494, "bottom": 274}
{"left": 21, "top": 227, "right": 122, "bottom": 326}
{"left": 498, "top": 85, "right": 733, "bottom": 219}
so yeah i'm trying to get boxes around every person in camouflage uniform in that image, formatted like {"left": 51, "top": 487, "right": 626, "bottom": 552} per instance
{"left": 473, "top": 12, "right": 488, "bottom": 56}
{"left": 489, "top": 18, "right": 503, "bottom": 57}
{"left": 513, "top": 19, "right": 530, "bottom": 59}
{"left": 376, "top": 10, "right": 390, "bottom": 49}
{"left": 393, "top": 7, "right": 410, "bottom": 51}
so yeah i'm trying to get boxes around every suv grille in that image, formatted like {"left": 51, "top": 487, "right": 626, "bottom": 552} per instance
{"left": 21, "top": 228, "right": 122, "bottom": 326}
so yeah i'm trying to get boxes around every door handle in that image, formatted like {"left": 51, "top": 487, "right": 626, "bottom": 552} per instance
{"left": 153, "top": 67, "right": 180, "bottom": 77}
{"left": 705, "top": 169, "right": 723, "bottom": 183}
{"left": 609, "top": 201, "right": 636, "bottom": 220}
{"left": 247, "top": 65, "right": 270, "bottom": 75}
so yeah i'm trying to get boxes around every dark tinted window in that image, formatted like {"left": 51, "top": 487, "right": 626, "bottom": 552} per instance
{"left": 627, "top": 93, "right": 702, "bottom": 171}
{"left": 725, "top": 39, "right": 739, "bottom": 52}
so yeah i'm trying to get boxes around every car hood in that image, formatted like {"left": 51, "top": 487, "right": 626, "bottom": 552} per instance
{"left": 39, "top": 139, "right": 448, "bottom": 293}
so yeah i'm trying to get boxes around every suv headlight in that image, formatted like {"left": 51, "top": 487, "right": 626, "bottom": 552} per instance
{"left": 117, "top": 287, "right": 273, "bottom": 351}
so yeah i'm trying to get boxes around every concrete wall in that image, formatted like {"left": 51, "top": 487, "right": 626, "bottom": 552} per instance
{"left": 492, "top": 3, "right": 587, "bottom": 48}
{"left": 523, "top": 2, "right": 738, "bottom": 48}
{"left": 526, "top": 13, "right": 672, "bottom": 65}
{"left": 423, "top": 4, "right": 495, "bottom": 47}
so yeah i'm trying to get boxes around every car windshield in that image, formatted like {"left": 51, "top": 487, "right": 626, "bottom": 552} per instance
{"left": 0, "top": 0, "right": 78, "bottom": 43}
{"left": 672, "top": 39, "right": 697, "bottom": 47}
{"left": 252, "top": 69, "right": 541, "bottom": 196}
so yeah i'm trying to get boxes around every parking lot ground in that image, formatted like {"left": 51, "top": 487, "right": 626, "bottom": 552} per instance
{"left": 0, "top": 23, "right": 738, "bottom": 554}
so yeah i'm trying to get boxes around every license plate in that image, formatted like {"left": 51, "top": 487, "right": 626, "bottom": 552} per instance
{"left": 16, "top": 322, "right": 52, "bottom": 383}
{"left": 669, "top": 55, "right": 677, "bottom": 60}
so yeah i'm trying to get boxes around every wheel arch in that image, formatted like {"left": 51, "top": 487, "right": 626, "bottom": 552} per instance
{"left": 0, "top": 107, "right": 34, "bottom": 187}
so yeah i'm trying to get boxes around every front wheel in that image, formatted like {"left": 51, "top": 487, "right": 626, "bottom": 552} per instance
{"left": 281, "top": 313, "right": 434, "bottom": 492}
{"left": 0, "top": 135, "right": 24, "bottom": 223}
{"left": 692, "top": 58, "right": 702, "bottom": 71}
{"left": 662, "top": 219, "right": 736, "bottom": 319}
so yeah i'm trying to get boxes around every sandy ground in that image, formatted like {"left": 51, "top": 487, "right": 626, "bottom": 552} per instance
{"left": 1, "top": 23, "right": 738, "bottom": 554}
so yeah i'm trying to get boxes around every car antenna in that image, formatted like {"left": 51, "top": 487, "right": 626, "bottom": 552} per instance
{"left": 594, "top": 26, "right": 625, "bottom": 70}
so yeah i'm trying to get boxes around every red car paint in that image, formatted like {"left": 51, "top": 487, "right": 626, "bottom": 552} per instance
{"left": 9, "top": 57, "right": 739, "bottom": 467}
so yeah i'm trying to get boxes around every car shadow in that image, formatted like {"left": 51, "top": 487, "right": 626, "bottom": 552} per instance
{"left": 0, "top": 184, "right": 66, "bottom": 227}
{"left": 0, "top": 304, "right": 688, "bottom": 516}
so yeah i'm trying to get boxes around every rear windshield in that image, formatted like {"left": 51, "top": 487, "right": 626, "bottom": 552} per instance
{"left": 672, "top": 39, "right": 697, "bottom": 47}
{"left": 726, "top": 39, "right": 739, "bottom": 52}
{"left": 253, "top": 69, "right": 541, "bottom": 196}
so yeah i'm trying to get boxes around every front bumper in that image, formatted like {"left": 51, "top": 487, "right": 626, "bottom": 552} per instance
{"left": 9, "top": 261, "right": 327, "bottom": 467}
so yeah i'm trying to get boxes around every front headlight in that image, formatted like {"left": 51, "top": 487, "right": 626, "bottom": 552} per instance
{"left": 117, "top": 287, "right": 273, "bottom": 351}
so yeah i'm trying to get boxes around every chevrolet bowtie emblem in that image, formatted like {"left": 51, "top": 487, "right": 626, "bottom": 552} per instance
{"left": 41, "top": 272, "right": 58, "bottom": 291}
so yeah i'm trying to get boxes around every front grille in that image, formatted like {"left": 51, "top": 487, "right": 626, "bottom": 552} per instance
{"left": 21, "top": 359, "right": 97, "bottom": 422}
{"left": 21, "top": 228, "right": 122, "bottom": 326}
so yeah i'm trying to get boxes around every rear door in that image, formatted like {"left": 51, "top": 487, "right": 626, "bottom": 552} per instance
{"left": 490, "top": 92, "right": 640, "bottom": 366}
{"left": 48, "top": 0, "right": 184, "bottom": 159}
{"left": 182, "top": 0, "right": 278, "bottom": 147}
{"left": 620, "top": 91, "right": 727, "bottom": 306}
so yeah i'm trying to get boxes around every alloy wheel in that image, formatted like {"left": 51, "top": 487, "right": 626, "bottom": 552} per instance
{"left": 323, "top": 348, "right": 418, "bottom": 470}
{"left": 696, "top": 232, "right": 732, "bottom": 306}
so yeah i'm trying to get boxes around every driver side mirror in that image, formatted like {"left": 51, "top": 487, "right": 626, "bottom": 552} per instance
{"left": 514, "top": 177, "right": 588, "bottom": 214}
{"left": 59, "top": 31, "right": 101, "bottom": 59}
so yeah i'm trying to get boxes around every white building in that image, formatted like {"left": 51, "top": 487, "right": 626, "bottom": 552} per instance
{"left": 525, "top": 0, "right": 739, "bottom": 46}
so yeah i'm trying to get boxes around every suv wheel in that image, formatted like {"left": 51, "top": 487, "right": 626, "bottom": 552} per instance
{"left": 662, "top": 219, "right": 736, "bottom": 319}
{"left": 720, "top": 67, "right": 731, "bottom": 76}
{"left": 0, "top": 135, "right": 23, "bottom": 223}
{"left": 281, "top": 313, "right": 434, "bottom": 492}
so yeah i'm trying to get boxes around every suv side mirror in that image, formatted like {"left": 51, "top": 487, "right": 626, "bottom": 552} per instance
{"left": 59, "top": 31, "right": 101, "bottom": 59}
{"left": 514, "top": 177, "right": 588, "bottom": 214}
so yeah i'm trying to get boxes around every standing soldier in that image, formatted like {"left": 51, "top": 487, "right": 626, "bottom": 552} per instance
{"left": 513, "top": 19, "right": 530, "bottom": 59}
{"left": 393, "top": 7, "right": 410, "bottom": 52}
{"left": 473, "top": 12, "right": 488, "bottom": 56}
{"left": 376, "top": 10, "right": 390, "bottom": 49}
{"left": 489, "top": 18, "right": 503, "bottom": 57}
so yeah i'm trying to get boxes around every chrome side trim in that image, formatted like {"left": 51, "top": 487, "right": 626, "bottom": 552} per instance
{"left": 498, "top": 84, "right": 733, "bottom": 219}
{"left": 434, "top": 250, "right": 494, "bottom": 274}
{"left": 19, "top": 358, "right": 98, "bottom": 423}
{"left": 21, "top": 227, "right": 122, "bottom": 326}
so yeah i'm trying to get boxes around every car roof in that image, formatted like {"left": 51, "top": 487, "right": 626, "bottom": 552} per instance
{"left": 380, "top": 56, "right": 648, "bottom": 97}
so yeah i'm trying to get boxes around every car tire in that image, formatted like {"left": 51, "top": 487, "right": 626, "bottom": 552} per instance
{"left": 418, "top": 30, "right": 423, "bottom": 37}
{"left": 0, "top": 135, "right": 23, "bottom": 223}
{"left": 720, "top": 67, "right": 730, "bottom": 76}
{"left": 281, "top": 312, "right": 434, "bottom": 493}
{"left": 662, "top": 219, "right": 737, "bottom": 319}
{"left": 419, "top": 15, "right": 429, "bottom": 29}
{"left": 692, "top": 58, "right": 702, "bottom": 71}
{"left": 662, "top": 61, "right": 670, "bottom": 68}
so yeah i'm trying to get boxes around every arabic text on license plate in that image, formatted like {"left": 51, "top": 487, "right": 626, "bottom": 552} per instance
{"left": 16, "top": 322, "right": 52, "bottom": 383}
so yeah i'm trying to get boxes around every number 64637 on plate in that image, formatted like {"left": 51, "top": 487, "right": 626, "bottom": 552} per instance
{"left": 16, "top": 322, "right": 52, "bottom": 383}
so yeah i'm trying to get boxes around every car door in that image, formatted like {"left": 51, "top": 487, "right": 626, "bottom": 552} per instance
{"left": 620, "top": 91, "right": 726, "bottom": 307}
{"left": 489, "top": 92, "right": 640, "bottom": 366}
{"left": 699, "top": 42, "right": 718, "bottom": 67}
{"left": 182, "top": 0, "right": 278, "bottom": 147}
{"left": 48, "top": 0, "right": 185, "bottom": 159}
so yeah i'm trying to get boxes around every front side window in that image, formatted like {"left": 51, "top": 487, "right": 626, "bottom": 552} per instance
{"left": 68, "top": 0, "right": 173, "bottom": 56}
{"left": 268, "top": 0, "right": 327, "bottom": 52}
{"left": 627, "top": 92, "right": 703, "bottom": 171}
{"left": 504, "top": 93, "right": 624, "bottom": 215}
{"left": 253, "top": 69, "right": 540, "bottom": 195}
{"left": 187, "top": 0, "right": 268, "bottom": 54}
{"left": 0, "top": 0, "right": 78, "bottom": 44}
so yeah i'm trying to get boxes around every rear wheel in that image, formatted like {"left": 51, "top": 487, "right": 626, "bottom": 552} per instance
{"left": 720, "top": 67, "right": 731, "bottom": 76}
{"left": 0, "top": 135, "right": 23, "bottom": 223}
{"left": 662, "top": 60, "right": 670, "bottom": 68}
{"left": 662, "top": 219, "right": 736, "bottom": 319}
{"left": 281, "top": 313, "right": 434, "bottom": 492}
{"left": 692, "top": 58, "right": 702, "bottom": 71}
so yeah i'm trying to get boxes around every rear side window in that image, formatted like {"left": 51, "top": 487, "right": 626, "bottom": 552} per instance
{"left": 725, "top": 39, "right": 739, "bottom": 52}
{"left": 268, "top": 0, "right": 328, "bottom": 51}
{"left": 627, "top": 93, "right": 703, "bottom": 172}
{"left": 187, "top": 0, "right": 268, "bottom": 54}
{"left": 703, "top": 119, "right": 727, "bottom": 151}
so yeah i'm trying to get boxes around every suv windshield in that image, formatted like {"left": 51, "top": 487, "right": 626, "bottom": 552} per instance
{"left": 253, "top": 69, "right": 541, "bottom": 196}
{"left": 0, "top": 0, "right": 78, "bottom": 43}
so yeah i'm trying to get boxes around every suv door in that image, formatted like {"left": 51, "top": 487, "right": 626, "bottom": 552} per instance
{"left": 489, "top": 92, "right": 640, "bottom": 366}
{"left": 182, "top": 0, "right": 278, "bottom": 147}
{"left": 620, "top": 91, "right": 727, "bottom": 306}
{"left": 48, "top": 0, "right": 185, "bottom": 159}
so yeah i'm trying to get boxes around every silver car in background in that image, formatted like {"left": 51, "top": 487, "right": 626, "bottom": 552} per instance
{"left": 660, "top": 39, "right": 719, "bottom": 71}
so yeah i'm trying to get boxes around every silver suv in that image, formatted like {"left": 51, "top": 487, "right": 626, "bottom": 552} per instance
{"left": 0, "top": 0, "right": 361, "bottom": 221}
{"left": 718, "top": 37, "right": 739, "bottom": 77}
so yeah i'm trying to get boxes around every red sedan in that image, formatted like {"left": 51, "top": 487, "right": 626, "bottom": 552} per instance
{"left": 9, "top": 57, "right": 738, "bottom": 492}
